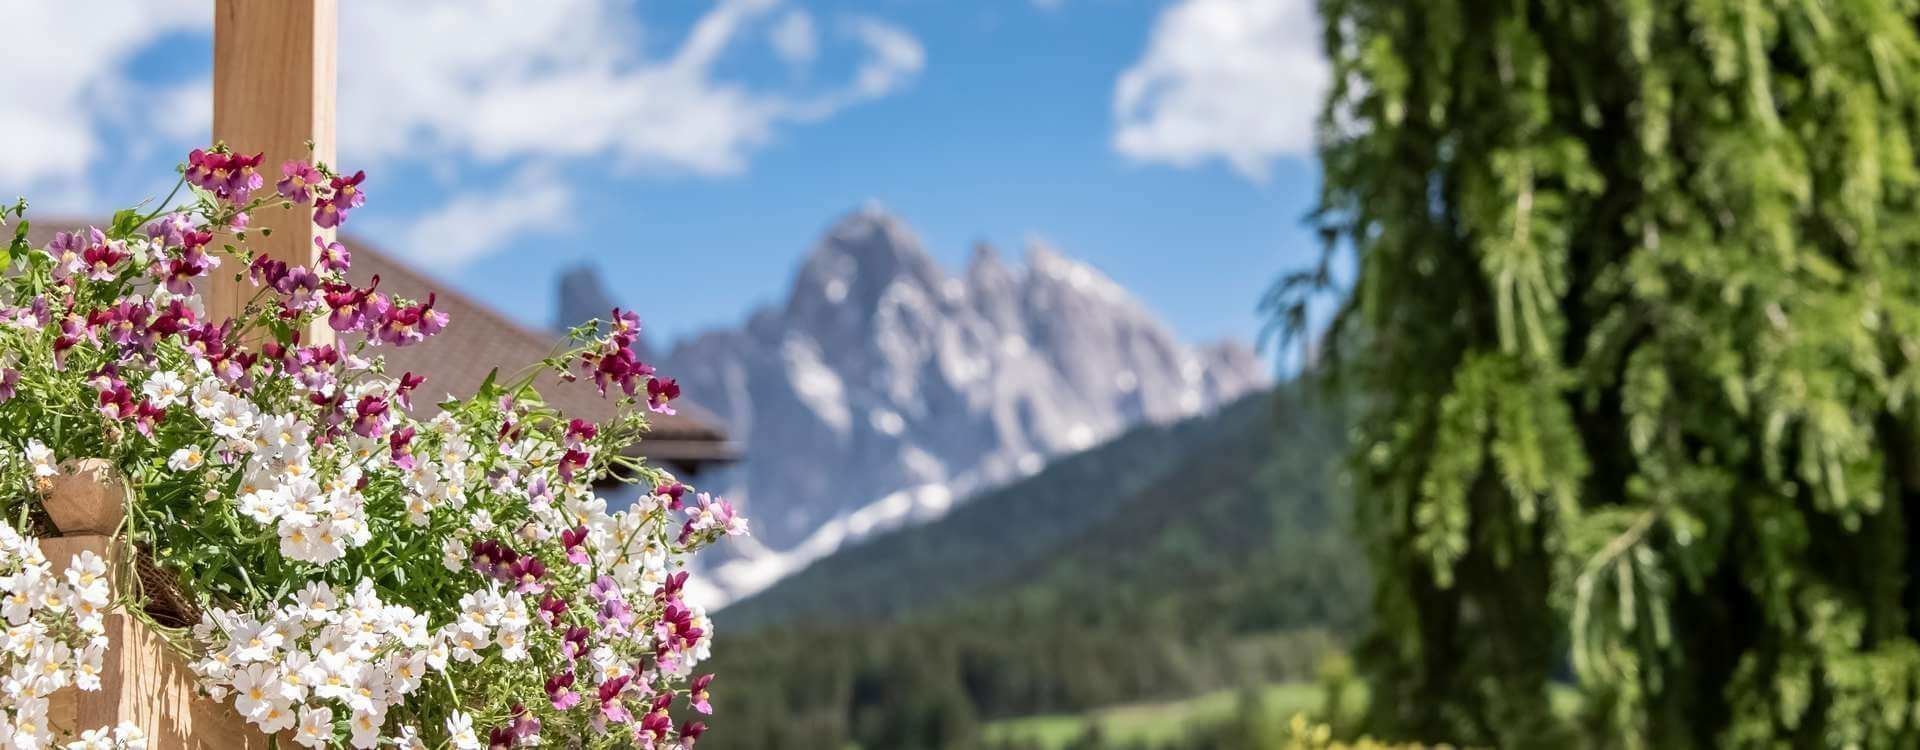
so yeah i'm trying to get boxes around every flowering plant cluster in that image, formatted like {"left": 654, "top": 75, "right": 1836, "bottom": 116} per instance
{"left": 0, "top": 146, "right": 745, "bottom": 749}
{"left": 0, "top": 523, "right": 146, "bottom": 749}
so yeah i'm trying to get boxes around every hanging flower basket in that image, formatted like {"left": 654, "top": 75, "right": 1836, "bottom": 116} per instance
{"left": 0, "top": 148, "right": 746, "bottom": 749}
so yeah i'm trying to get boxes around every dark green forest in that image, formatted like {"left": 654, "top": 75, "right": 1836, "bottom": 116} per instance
{"left": 702, "top": 387, "right": 1369, "bottom": 749}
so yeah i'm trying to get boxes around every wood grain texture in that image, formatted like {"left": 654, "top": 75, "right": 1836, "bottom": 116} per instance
{"left": 40, "top": 536, "right": 294, "bottom": 749}
{"left": 38, "top": 459, "right": 125, "bottom": 536}
{"left": 211, "top": 0, "right": 337, "bottom": 345}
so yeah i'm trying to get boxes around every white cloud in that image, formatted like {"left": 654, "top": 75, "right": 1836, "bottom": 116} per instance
{"left": 846, "top": 17, "right": 926, "bottom": 99}
{"left": 0, "top": 1, "right": 204, "bottom": 196}
{"left": 392, "top": 170, "right": 571, "bottom": 270}
{"left": 770, "top": 10, "right": 818, "bottom": 66}
{"left": 1112, "top": 0, "right": 1325, "bottom": 181}
{"left": 338, "top": 0, "right": 924, "bottom": 177}
{"left": 0, "top": 0, "right": 923, "bottom": 269}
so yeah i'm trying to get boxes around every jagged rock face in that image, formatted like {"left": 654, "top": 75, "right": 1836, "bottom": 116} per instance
{"left": 648, "top": 208, "right": 1269, "bottom": 603}
{"left": 553, "top": 264, "right": 630, "bottom": 345}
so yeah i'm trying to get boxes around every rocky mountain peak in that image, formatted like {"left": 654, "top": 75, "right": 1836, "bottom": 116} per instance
{"left": 621, "top": 209, "right": 1270, "bottom": 606}
{"left": 554, "top": 263, "right": 621, "bottom": 331}
{"left": 787, "top": 208, "right": 946, "bottom": 318}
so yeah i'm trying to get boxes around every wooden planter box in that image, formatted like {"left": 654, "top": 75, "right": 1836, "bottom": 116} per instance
{"left": 40, "top": 460, "right": 292, "bottom": 749}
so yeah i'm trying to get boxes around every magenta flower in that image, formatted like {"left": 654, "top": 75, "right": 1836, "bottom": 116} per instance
{"left": 507, "top": 555, "right": 548, "bottom": 594}
{"left": 562, "top": 625, "right": 590, "bottom": 662}
{"left": 313, "top": 170, "right": 366, "bottom": 228}
{"left": 277, "top": 160, "right": 324, "bottom": 203}
{"left": 558, "top": 447, "right": 590, "bottom": 482}
{"left": 680, "top": 722, "right": 708, "bottom": 748}
{"left": 655, "top": 481, "right": 688, "bottom": 511}
{"left": 636, "top": 711, "right": 671, "bottom": 748}
{"left": 395, "top": 371, "right": 425, "bottom": 410}
{"left": 561, "top": 525, "right": 590, "bottom": 565}
{"left": 546, "top": 670, "right": 581, "bottom": 711}
{"left": 351, "top": 394, "right": 389, "bottom": 438}
{"left": 647, "top": 377, "right": 680, "bottom": 415}
{"left": 566, "top": 418, "right": 597, "bottom": 447}
{"left": 688, "top": 674, "right": 713, "bottom": 715}
{"left": 470, "top": 539, "right": 520, "bottom": 581}
{"left": 655, "top": 601, "right": 700, "bottom": 650}
{"left": 324, "top": 276, "right": 380, "bottom": 332}
{"left": 81, "top": 242, "right": 127, "bottom": 281}
{"left": 389, "top": 426, "right": 417, "bottom": 470}
{"left": 599, "top": 674, "right": 634, "bottom": 725}
{"left": 610, "top": 308, "right": 642, "bottom": 346}
{"left": 0, "top": 369, "right": 18, "bottom": 403}
{"left": 223, "top": 151, "right": 266, "bottom": 201}
{"left": 374, "top": 294, "right": 446, "bottom": 347}
{"left": 538, "top": 593, "right": 569, "bottom": 626}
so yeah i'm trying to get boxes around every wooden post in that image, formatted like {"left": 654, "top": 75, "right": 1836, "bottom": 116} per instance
{"left": 40, "top": 463, "right": 291, "bottom": 749}
{"left": 210, "top": 0, "right": 338, "bottom": 345}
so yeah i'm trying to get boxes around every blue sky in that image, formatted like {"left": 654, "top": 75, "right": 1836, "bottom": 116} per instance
{"left": 1, "top": 0, "right": 1322, "bottom": 358}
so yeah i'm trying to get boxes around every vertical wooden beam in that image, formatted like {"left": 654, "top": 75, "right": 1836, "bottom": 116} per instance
{"left": 211, "top": 0, "right": 337, "bottom": 345}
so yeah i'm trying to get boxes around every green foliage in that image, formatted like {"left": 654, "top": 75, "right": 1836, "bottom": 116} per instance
{"left": 700, "top": 387, "right": 1368, "bottom": 749}
{"left": 1285, "top": 0, "right": 1920, "bottom": 745}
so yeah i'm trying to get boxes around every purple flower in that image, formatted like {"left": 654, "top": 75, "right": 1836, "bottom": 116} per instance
{"left": 313, "top": 236, "right": 351, "bottom": 272}
{"left": 589, "top": 575, "right": 622, "bottom": 604}
{"left": 0, "top": 369, "right": 18, "bottom": 403}
{"left": 145, "top": 212, "right": 194, "bottom": 247}
{"left": 599, "top": 598, "right": 635, "bottom": 635}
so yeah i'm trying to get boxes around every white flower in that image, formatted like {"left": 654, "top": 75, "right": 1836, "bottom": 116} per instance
{"left": 64, "top": 726, "right": 113, "bottom": 750}
{"left": 227, "top": 619, "right": 283, "bottom": 663}
{"left": 112, "top": 724, "right": 147, "bottom": 750}
{"left": 203, "top": 394, "right": 257, "bottom": 441}
{"left": 348, "top": 706, "right": 385, "bottom": 749}
{"left": 294, "top": 705, "right": 333, "bottom": 749}
{"left": 495, "top": 624, "right": 528, "bottom": 662}
{"left": 140, "top": 371, "right": 187, "bottom": 408}
{"left": 447, "top": 623, "right": 488, "bottom": 664}
{"left": 230, "top": 663, "right": 278, "bottom": 719}
{"left": 165, "top": 446, "right": 205, "bottom": 472}
{"left": 22, "top": 440, "right": 54, "bottom": 478}
{"left": 445, "top": 711, "right": 480, "bottom": 750}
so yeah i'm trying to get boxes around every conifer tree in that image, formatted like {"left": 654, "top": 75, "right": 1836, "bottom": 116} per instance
{"left": 1280, "top": 1, "right": 1920, "bottom": 745}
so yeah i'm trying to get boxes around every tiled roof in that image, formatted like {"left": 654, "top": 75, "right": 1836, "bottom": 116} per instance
{"left": 24, "top": 221, "right": 736, "bottom": 465}
{"left": 339, "top": 239, "right": 734, "bottom": 464}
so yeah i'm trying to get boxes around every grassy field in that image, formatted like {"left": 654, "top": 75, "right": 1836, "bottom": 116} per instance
{"left": 980, "top": 682, "right": 1334, "bottom": 749}
{"left": 981, "top": 680, "right": 1581, "bottom": 749}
